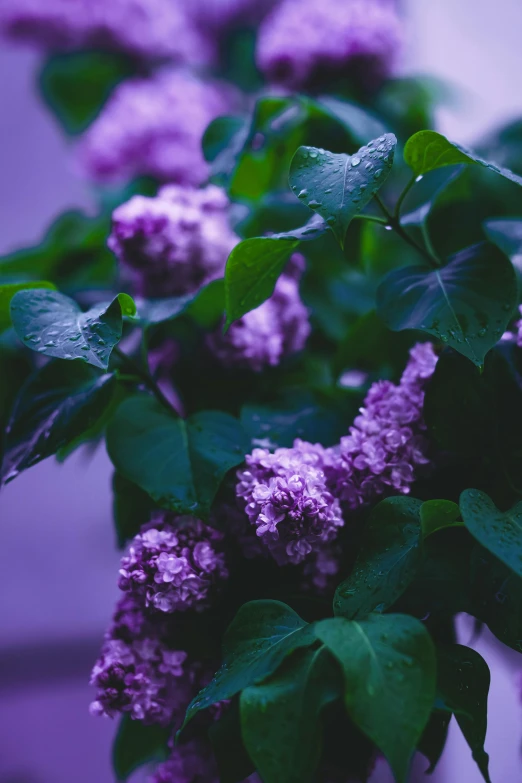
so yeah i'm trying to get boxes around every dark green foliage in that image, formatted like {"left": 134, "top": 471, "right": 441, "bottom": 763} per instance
{"left": 112, "top": 715, "right": 170, "bottom": 781}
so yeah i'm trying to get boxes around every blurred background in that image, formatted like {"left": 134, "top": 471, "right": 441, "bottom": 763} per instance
{"left": 1, "top": 0, "right": 522, "bottom": 781}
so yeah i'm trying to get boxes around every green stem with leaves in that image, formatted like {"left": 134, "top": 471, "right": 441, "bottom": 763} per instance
{"left": 113, "top": 345, "right": 175, "bottom": 414}
{"left": 374, "top": 194, "right": 440, "bottom": 269}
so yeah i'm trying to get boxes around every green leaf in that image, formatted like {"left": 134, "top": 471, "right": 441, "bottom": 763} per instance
{"left": 460, "top": 489, "right": 522, "bottom": 578}
{"left": 0, "top": 281, "right": 56, "bottom": 333}
{"left": 240, "top": 647, "right": 341, "bottom": 783}
{"left": 420, "top": 500, "right": 462, "bottom": 537}
{"left": 316, "top": 614, "right": 436, "bottom": 783}
{"left": 224, "top": 216, "right": 325, "bottom": 326}
{"left": 182, "top": 600, "right": 316, "bottom": 728}
{"left": 106, "top": 395, "right": 248, "bottom": 516}
{"left": 483, "top": 218, "right": 522, "bottom": 289}
{"left": 436, "top": 645, "right": 491, "bottom": 782}
{"left": 1, "top": 361, "right": 115, "bottom": 484}
{"left": 314, "top": 96, "right": 388, "bottom": 144}
{"left": 288, "top": 135, "right": 397, "bottom": 249}
{"left": 135, "top": 279, "right": 225, "bottom": 328}
{"left": 333, "top": 497, "right": 423, "bottom": 619}
{"left": 112, "top": 473, "right": 156, "bottom": 549}
{"left": 417, "top": 710, "right": 451, "bottom": 774}
{"left": 208, "top": 702, "right": 256, "bottom": 783}
{"left": 404, "top": 129, "right": 522, "bottom": 187}
{"left": 10, "top": 289, "right": 136, "bottom": 370}
{"left": 39, "top": 50, "right": 135, "bottom": 135}
{"left": 112, "top": 715, "right": 170, "bottom": 781}
{"left": 241, "top": 398, "right": 347, "bottom": 449}
{"left": 376, "top": 241, "right": 517, "bottom": 367}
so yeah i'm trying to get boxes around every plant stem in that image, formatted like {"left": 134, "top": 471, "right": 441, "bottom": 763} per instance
{"left": 394, "top": 175, "right": 417, "bottom": 220}
{"left": 374, "top": 194, "right": 440, "bottom": 268}
{"left": 113, "top": 346, "right": 175, "bottom": 413}
{"left": 352, "top": 213, "right": 388, "bottom": 225}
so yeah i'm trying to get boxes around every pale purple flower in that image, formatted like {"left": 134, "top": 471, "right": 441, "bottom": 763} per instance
{"left": 514, "top": 305, "right": 522, "bottom": 347}
{"left": 89, "top": 595, "right": 193, "bottom": 725}
{"left": 207, "top": 256, "right": 311, "bottom": 371}
{"left": 257, "top": 0, "right": 403, "bottom": 90}
{"left": 108, "top": 184, "right": 238, "bottom": 298}
{"left": 328, "top": 342, "right": 438, "bottom": 509}
{"left": 301, "top": 542, "right": 342, "bottom": 594}
{"left": 0, "top": 0, "right": 211, "bottom": 64}
{"left": 236, "top": 439, "right": 344, "bottom": 565}
{"left": 118, "top": 515, "right": 228, "bottom": 614}
{"left": 77, "top": 69, "right": 234, "bottom": 184}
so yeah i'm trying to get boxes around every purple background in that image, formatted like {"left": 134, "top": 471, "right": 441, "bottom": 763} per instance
{"left": 1, "top": 1, "right": 522, "bottom": 779}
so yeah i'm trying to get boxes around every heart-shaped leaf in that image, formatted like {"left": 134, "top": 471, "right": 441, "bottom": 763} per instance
{"left": 460, "top": 489, "right": 522, "bottom": 578}
{"left": 420, "top": 500, "right": 462, "bottom": 538}
{"left": 334, "top": 497, "right": 423, "bottom": 619}
{"left": 376, "top": 241, "right": 517, "bottom": 367}
{"left": 436, "top": 645, "right": 491, "bottom": 783}
{"left": 0, "top": 281, "right": 56, "bottom": 333}
{"left": 240, "top": 646, "right": 341, "bottom": 783}
{"left": 288, "top": 134, "right": 396, "bottom": 249}
{"left": 225, "top": 216, "right": 325, "bottom": 326}
{"left": 106, "top": 395, "right": 248, "bottom": 517}
{"left": 1, "top": 361, "right": 115, "bottom": 484}
{"left": 10, "top": 289, "right": 136, "bottom": 369}
{"left": 182, "top": 600, "right": 316, "bottom": 728}
{"left": 316, "top": 614, "right": 436, "bottom": 783}
{"left": 404, "top": 129, "right": 522, "bottom": 187}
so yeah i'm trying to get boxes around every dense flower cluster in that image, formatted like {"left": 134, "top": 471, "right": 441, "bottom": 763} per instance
{"left": 328, "top": 342, "right": 438, "bottom": 509}
{"left": 118, "top": 515, "right": 228, "bottom": 614}
{"left": 236, "top": 439, "right": 344, "bottom": 565}
{"left": 0, "top": 0, "right": 210, "bottom": 64}
{"left": 89, "top": 595, "right": 193, "bottom": 724}
{"left": 257, "top": 0, "right": 403, "bottom": 89}
{"left": 109, "top": 184, "right": 238, "bottom": 297}
{"left": 78, "top": 69, "right": 233, "bottom": 184}
{"left": 207, "top": 256, "right": 311, "bottom": 371}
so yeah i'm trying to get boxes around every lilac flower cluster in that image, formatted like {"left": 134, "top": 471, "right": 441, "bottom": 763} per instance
{"left": 90, "top": 595, "right": 193, "bottom": 724}
{"left": 78, "top": 69, "right": 234, "bottom": 184}
{"left": 236, "top": 343, "right": 438, "bottom": 567}
{"left": 118, "top": 515, "right": 228, "bottom": 614}
{"left": 236, "top": 439, "right": 344, "bottom": 565}
{"left": 207, "top": 256, "right": 311, "bottom": 371}
{"left": 328, "top": 342, "right": 438, "bottom": 509}
{"left": 0, "top": 0, "right": 210, "bottom": 64}
{"left": 150, "top": 739, "right": 261, "bottom": 783}
{"left": 257, "top": 0, "right": 403, "bottom": 90}
{"left": 109, "top": 184, "right": 238, "bottom": 297}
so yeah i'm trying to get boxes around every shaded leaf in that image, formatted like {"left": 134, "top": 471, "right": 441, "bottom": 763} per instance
{"left": 420, "top": 500, "right": 462, "bottom": 538}
{"left": 460, "top": 489, "right": 522, "bottom": 578}
{"left": 182, "top": 600, "right": 316, "bottom": 727}
{"left": 0, "top": 281, "right": 56, "bottom": 333}
{"left": 404, "top": 130, "right": 522, "bottom": 187}
{"left": 112, "top": 473, "right": 156, "bottom": 548}
{"left": 112, "top": 715, "right": 170, "bottom": 781}
{"left": 417, "top": 710, "right": 451, "bottom": 774}
{"left": 1, "top": 361, "right": 115, "bottom": 484}
{"left": 240, "top": 647, "right": 341, "bottom": 783}
{"left": 241, "top": 396, "right": 347, "bottom": 449}
{"left": 314, "top": 96, "right": 388, "bottom": 144}
{"left": 135, "top": 279, "right": 225, "bottom": 327}
{"left": 316, "top": 614, "right": 436, "bottom": 783}
{"left": 437, "top": 645, "right": 491, "bottom": 783}
{"left": 208, "top": 701, "right": 256, "bottom": 783}
{"left": 224, "top": 215, "right": 325, "bottom": 326}
{"left": 106, "top": 395, "right": 248, "bottom": 517}
{"left": 334, "top": 497, "right": 423, "bottom": 619}
{"left": 483, "top": 217, "right": 522, "bottom": 289}
{"left": 10, "top": 289, "right": 136, "bottom": 370}
{"left": 376, "top": 242, "right": 517, "bottom": 367}
{"left": 289, "top": 135, "right": 396, "bottom": 248}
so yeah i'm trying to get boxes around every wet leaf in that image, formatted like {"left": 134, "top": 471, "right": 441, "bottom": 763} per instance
{"left": 420, "top": 500, "right": 462, "bottom": 537}
{"left": 460, "top": 489, "right": 522, "bottom": 578}
{"left": 0, "top": 281, "right": 56, "bottom": 333}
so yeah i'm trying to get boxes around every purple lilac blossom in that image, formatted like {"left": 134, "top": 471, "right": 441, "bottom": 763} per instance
{"left": 89, "top": 595, "right": 194, "bottom": 725}
{"left": 108, "top": 184, "right": 238, "bottom": 297}
{"left": 256, "top": 0, "right": 403, "bottom": 90}
{"left": 206, "top": 256, "right": 311, "bottom": 371}
{"left": 118, "top": 515, "right": 228, "bottom": 614}
{"left": 301, "top": 542, "right": 343, "bottom": 594}
{"left": 77, "top": 69, "right": 234, "bottom": 184}
{"left": 0, "top": 0, "right": 210, "bottom": 64}
{"left": 236, "top": 439, "right": 344, "bottom": 566}
{"left": 514, "top": 305, "right": 522, "bottom": 346}
{"left": 150, "top": 739, "right": 261, "bottom": 783}
{"left": 328, "top": 342, "right": 438, "bottom": 509}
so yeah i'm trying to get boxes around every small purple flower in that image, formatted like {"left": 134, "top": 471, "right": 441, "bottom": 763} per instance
{"left": 118, "top": 515, "right": 228, "bottom": 614}
{"left": 236, "top": 439, "right": 344, "bottom": 565}
{"left": 328, "top": 342, "right": 438, "bottom": 509}
{"left": 89, "top": 595, "right": 193, "bottom": 725}
{"left": 514, "top": 305, "right": 522, "bottom": 347}
{"left": 77, "top": 69, "right": 234, "bottom": 184}
{"left": 257, "top": 0, "right": 403, "bottom": 90}
{"left": 207, "top": 257, "right": 311, "bottom": 371}
{"left": 150, "top": 739, "right": 261, "bottom": 783}
{"left": 109, "top": 184, "right": 238, "bottom": 298}
{"left": 0, "top": 0, "right": 211, "bottom": 64}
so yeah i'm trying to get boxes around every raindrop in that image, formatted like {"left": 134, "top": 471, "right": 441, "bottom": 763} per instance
{"left": 351, "top": 157, "right": 361, "bottom": 167}
{"left": 297, "top": 189, "right": 308, "bottom": 199}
